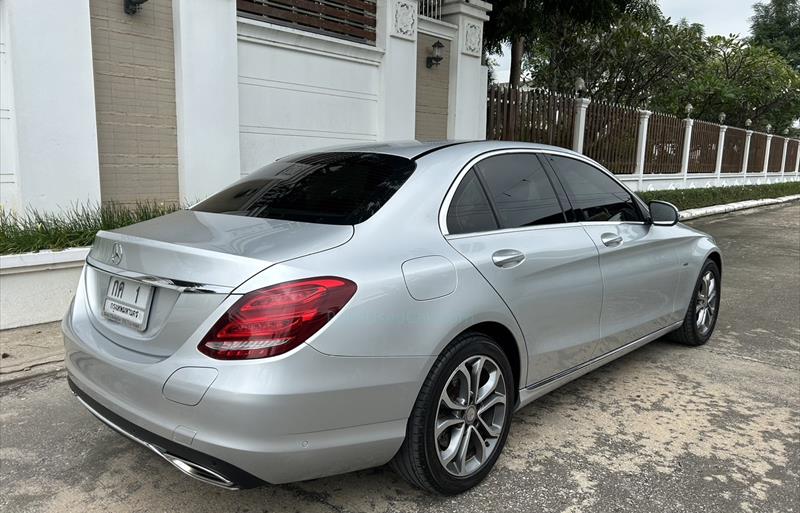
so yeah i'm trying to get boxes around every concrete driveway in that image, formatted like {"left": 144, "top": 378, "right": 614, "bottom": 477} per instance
{"left": 1, "top": 204, "right": 798, "bottom": 513}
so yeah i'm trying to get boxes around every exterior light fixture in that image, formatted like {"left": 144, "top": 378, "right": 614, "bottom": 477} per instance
{"left": 574, "top": 77, "right": 586, "bottom": 97}
{"left": 766, "top": 124, "right": 772, "bottom": 133}
{"left": 718, "top": 112, "right": 726, "bottom": 124}
{"left": 426, "top": 40, "right": 445, "bottom": 68}
{"left": 124, "top": 0, "right": 149, "bottom": 15}
{"left": 745, "top": 119, "right": 752, "bottom": 128}
{"left": 685, "top": 103, "right": 694, "bottom": 117}
{"left": 784, "top": 128, "right": 790, "bottom": 135}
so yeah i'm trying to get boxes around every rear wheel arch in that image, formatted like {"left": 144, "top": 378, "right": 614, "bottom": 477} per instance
{"left": 456, "top": 321, "right": 523, "bottom": 398}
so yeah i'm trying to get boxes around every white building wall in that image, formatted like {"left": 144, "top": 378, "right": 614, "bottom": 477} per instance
{"left": 237, "top": 19, "right": 383, "bottom": 175}
{"left": 1, "top": 0, "right": 100, "bottom": 213}
{"left": 0, "top": 3, "right": 20, "bottom": 210}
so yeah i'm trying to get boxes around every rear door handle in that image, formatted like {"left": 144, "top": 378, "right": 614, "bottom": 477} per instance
{"left": 492, "top": 249, "right": 525, "bottom": 268}
{"left": 600, "top": 233, "right": 624, "bottom": 247}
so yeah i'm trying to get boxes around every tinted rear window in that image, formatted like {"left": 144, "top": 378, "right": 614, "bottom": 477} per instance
{"left": 192, "top": 152, "right": 416, "bottom": 225}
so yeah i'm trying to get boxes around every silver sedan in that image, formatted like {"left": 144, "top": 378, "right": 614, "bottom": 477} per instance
{"left": 63, "top": 141, "right": 721, "bottom": 494}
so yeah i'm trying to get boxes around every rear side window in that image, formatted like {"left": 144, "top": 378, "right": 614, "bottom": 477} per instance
{"left": 192, "top": 153, "right": 416, "bottom": 225}
{"left": 545, "top": 155, "right": 643, "bottom": 223}
{"left": 476, "top": 154, "right": 565, "bottom": 228}
{"left": 446, "top": 169, "right": 498, "bottom": 235}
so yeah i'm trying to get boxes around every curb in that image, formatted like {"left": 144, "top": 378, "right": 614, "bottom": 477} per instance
{"left": 679, "top": 194, "right": 800, "bottom": 221}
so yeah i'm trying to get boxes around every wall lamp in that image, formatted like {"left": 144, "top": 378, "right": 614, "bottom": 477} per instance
{"left": 426, "top": 40, "right": 445, "bottom": 68}
{"left": 125, "top": 0, "right": 149, "bottom": 15}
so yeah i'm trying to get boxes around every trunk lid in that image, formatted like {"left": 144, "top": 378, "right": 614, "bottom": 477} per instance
{"left": 84, "top": 210, "right": 353, "bottom": 357}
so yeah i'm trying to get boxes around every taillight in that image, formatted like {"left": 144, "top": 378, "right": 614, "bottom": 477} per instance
{"left": 198, "top": 277, "right": 357, "bottom": 360}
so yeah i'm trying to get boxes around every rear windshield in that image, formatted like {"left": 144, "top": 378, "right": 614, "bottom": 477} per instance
{"left": 192, "top": 152, "right": 416, "bottom": 225}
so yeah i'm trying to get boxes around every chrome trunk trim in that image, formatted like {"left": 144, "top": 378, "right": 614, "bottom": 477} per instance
{"left": 86, "top": 258, "right": 233, "bottom": 294}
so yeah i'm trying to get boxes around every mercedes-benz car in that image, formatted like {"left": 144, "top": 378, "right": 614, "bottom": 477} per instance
{"left": 64, "top": 141, "right": 721, "bottom": 494}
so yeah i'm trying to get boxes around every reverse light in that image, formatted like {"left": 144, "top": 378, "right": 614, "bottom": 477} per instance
{"left": 198, "top": 277, "right": 357, "bottom": 360}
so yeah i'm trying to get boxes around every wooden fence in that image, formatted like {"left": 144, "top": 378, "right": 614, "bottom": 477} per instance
{"left": 787, "top": 140, "right": 799, "bottom": 172}
{"left": 768, "top": 137, "right": 786, "bottom": 172}
{"left": 583, "top": 100, "right": 639, "bottom": 174}
{"left": 721, "top": 127, "right": 746, "bottom": 173}
{"left": 688, "top": 121, "right": 719, "bottom": 174}
{"left": 644, "top": 112, "right": 684, "bottom": 174}
{"left": 237, "top": 0, "right": 377, "bottom": 45}
{"left": 486, "top": 86, "right": 574, "bottom": 149}
{"left": 485, "top": 84, "right": 799, "bottom": 178}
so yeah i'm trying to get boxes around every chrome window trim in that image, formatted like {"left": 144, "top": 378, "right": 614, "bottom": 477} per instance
{"left": 439, "top": 148, "right": 649, "bottom": 237}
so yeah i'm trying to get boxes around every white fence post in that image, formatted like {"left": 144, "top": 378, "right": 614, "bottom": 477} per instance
{"left": 763, "top": 134, "right": 773, "bottom": 175}
{"left": 742, "top": 130, "right": 753, "bottom": 174}
{"left": 635, "top": 110, "right": 651, "bottom": 187}
{"left": 715, "top": 125, "right": 727, "bottom": 180}
{"left": 795, "top": 140, "right": 800, "bottom": 174}
{"left": 780, "top": 137, "right": 789, "bottom": 176}
{"left": 681, "top": 118, "right": 694, "bottom": 181}
{"left": 572, "top": 98, "right": 591, "bottom": 153}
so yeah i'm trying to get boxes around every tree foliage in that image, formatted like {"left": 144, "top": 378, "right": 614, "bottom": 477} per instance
{"left": 750, "top": 0, "right": 800, "bottom": 71}
{"left": 484, "top": 0, "right": 800, "bottom": 132}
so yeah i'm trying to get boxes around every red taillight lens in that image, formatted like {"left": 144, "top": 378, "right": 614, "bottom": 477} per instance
{"left": 198, "top": 277, "right": 357, "bottom": 360}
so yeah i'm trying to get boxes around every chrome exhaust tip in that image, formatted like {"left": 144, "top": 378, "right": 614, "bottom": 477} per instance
{"left": 155, "top": 449, "right": 239, "bottom": 490}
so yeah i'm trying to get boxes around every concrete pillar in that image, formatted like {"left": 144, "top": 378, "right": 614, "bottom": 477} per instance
{"left": 681, "top": 118, "right": 694, "bottom": 180}
{"left": 1, "top": 0, "right": 100, "bottom": 213}
{"left": 780, "top": 137, "right": 789, "bottom": 175}
{"left": 377, "top": 0, "right": 418, "bottom": 140}
{"left": 742, "top": 130, "right": 753, "bottom": 174}
{"left": 173, "top": 0, "right": 241, "bottom": 204}
{"left": 442, "top": 0, "right": 492, "bottom": 140}
{"left": 763, "top": 134, "right": 773, "bottom": 175}
{"left": 634, "top": 110, "right": 651, "bottom": 186}
{"left": 715, "top": 125, "right": 727, "bottom": 178}
{"left": 572, "top": 98, "right": 591, "bottom": 153}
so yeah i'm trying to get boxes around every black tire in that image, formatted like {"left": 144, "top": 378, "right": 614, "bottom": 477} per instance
{"left": 669, "top": 259, "right": 721, "bottom": 346}
{"left": 391, "top": 332, "right": 514, "bottom": 495}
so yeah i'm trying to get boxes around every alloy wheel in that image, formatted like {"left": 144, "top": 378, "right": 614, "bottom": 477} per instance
{"left": 695, "top": 270, "right": 718, "bottom": 336}
{"left": 434, "top": 355, "right": 507, "bottom": 477}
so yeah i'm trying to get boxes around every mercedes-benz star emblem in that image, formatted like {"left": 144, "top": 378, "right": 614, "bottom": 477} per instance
{"left": 110, "top": 242, "right": 124, "bottom": 265}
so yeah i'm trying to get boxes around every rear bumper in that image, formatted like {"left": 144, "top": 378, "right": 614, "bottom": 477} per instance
{"left": 69, "top": 377, "right": 259, "bottom": 489}
{"left": 63, "top": 298, "right": 432, "bottom": 485}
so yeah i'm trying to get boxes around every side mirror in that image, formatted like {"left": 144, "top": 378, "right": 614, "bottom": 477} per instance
{"left": 648, "top": 201, "right": 679, "bottom": 226}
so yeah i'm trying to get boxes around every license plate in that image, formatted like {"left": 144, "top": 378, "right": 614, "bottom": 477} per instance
{"left": 102, "top": 277, "right": 154, "bottom": 331}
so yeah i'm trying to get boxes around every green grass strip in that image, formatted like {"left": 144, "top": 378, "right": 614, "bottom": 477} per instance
{"left": 637, "top": 182, "right": 800, "bottom": 211}
{"left": 0, "top": 202, "right": 179, "bottom": 255}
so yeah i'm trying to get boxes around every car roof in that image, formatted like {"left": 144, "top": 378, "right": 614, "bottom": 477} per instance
{"left": 280, "top": 140, "right": 585, "bottom": 161}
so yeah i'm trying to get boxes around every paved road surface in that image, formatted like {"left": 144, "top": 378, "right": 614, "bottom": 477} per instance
{"left": 2, "top": 204, "right": 798, "bottom": 513}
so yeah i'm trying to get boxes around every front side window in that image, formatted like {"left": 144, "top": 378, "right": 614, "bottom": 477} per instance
{"left": 446, "top": 169, "right": 498, "bottom": 235}
{"left": 193, "top": 152, "right": 416, "bottom": 225}
{"left": 476, "top": 154, "right": 565, "bottom": 229}
{"left": 545, "top": 155, "right": 643, "bottom": 223}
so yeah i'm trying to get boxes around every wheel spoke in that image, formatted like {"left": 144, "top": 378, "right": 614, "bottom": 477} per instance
{"left": 696, "top": 307, "right": 707, "bottom": 328}
{"left": 456, "top": 424, "right": 472, "bottom": 474}
{"left": 476, "top": 368, "right": 499, "bottom": 404}
{"left": 478, "top": 394, "right": 506, "bottom": 416}
{"left": 469, "top": 356, "right": 485, "bottom": 401}
{"left": 478, "top": 414, "right": 502, "bottom": 437}
{"left": 441, "top": 392, "right": 467, "bottom": 411}
{"left": 439, "top": 425, "right": 465, "bottom": 466}
{"left": 470, "top": 426, "right": 486, "bottom": 464}
{"left": 436, "top": 417, "right": 464, "bottom": 439}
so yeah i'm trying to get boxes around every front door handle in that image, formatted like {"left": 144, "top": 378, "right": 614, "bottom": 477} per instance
{"left": 492, "top": 249, "right": 525, "bottom": 268}
{"left": 600, "top": 233, "right": 624, "bottom": 247}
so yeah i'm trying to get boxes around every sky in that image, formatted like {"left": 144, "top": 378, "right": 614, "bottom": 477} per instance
{"left": 492, "top": 0, "right": 757, "bottom": 83}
